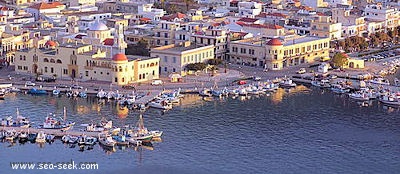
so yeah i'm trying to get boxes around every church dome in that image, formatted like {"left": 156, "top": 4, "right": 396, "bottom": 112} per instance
{"left": 266, "top": 38, "right": 283, "bottom": 46}
{"left": 112, "top": 53, "right": 128, "bottom": 62}
{"left": 88, "top": 20, "right": 108, "bottom": 31}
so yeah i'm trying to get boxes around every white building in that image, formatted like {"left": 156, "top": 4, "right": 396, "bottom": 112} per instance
{"left": 364, "top": 4, "right": 399, "bottom": 32}
{"left": 138, "top": 3, "right": 165, "bottom": 21}
{"left": 26, "top": 2, "right": 66, "bottom": 20}
{"left": 238, "top": 1, "right": 262, "bottom": 18}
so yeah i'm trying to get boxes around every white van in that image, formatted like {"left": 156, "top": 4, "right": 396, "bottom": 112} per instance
{"left": 151, "top": 79, "right": 163, "bottom": 86}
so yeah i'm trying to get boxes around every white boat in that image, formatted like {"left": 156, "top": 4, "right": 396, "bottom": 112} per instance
{"left": 98, "top": 134, "right": 116, "bottom": 147}
{"left": 349, "top": 92, "right": 369, "bottom": 101}
{"left": 149, "top": 130, "right": 163, "bottom": 138}
{"left": 8, "top": 87, "right": 21, "bottom": 93}
{"left": 52, "top": 89, "right": 60, "bottom": 95}
{"left": 68, "top": 135, "right": 79, "bottom": 144}
{"left": 46, "top": 134, "right": 55, "bottom": 142}
{"left": 148, "top": 99, "right": 172, "bottom": 110}
{"left": 279, "top": 78, "right": 296, "bottom": 88}
{"left": 330, "top": 84, "right": 350, "bottom": 94}
{"left": 126, "top": 94, "right": 136, "bottom": 105}
{"left": 19, "top": 131, "right": 28, "bottom": 139}
{"left": 379, "top": 95, "right": 400, "bottom": 106}
{"left": 85, "top": 136, "right": 97, "bottom": 146}
{"left": 369, "top": 78, "right": 390, "bottom": 85}
{"left": 96, "top": 90, "right": 107, "bottom": 99}
{"left": 128, "top": 138, "right": 142, "bottom": 146}
{"left": 61, "top": 135, "right": 70, "bottom": 143}
{"left": 199, "top": 88, "right": 212, "bottom": 97}
{"left": 5, "top": 130, "right": 16, "bottom": 141}
{"left": 311, "top": 80, "right": 331, "bottom": 88}
{"left": 238, "top": 88, "right": 248, "bottom": 96}
{"left": 35, "top": 131, "right": 46, "bottom": 143}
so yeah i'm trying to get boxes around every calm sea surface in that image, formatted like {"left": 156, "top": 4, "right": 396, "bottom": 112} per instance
{"left": 0, "top": 84, "right": 399, "bottom": 174}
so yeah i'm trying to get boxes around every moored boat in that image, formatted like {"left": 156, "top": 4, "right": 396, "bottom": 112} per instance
{"left": 379, "top": 95, "right": 400, "bottom": 106}
{"left": 35, "top": 131, "right": 46, "bottom": 143}
{"left": 98, "top": 134, "right": 116, "bottom": 147}
{"left": 27, "top": 88, "right": 47, "bottom": 95}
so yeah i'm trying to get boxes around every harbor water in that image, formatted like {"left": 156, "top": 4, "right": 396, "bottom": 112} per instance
{"left": 0, "top": 85, "right": 399, "bottom": 174}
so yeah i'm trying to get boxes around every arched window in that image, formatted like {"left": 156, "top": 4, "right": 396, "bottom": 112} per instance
{"left": 56, "top": 59, "right": 62, "bottom": 64}
{"left": 139, "top": 74, "right": 142, "bottom": 79}
{"left": 44, "top": 58, "right": 49, "bottom": 62}
{"left": 50, "top": 59, "right": 55, "bottom": 63}
{"left": 150, "top": 63, "right": 155, "bottom": 67}
{"left": 122, "top": 78, "right": 125, "bottom": 82}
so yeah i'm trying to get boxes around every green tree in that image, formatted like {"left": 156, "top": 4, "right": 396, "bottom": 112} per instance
{"left": 332, "top": 53, "right": 349, "bottom": 68}
{"left": 186, "top": 62, "right": 207, "bottom": 71}
{"left": 207, "top": 59, "right": 223, "bottom": 65}
{"left": 125, "top": 39, "right": 150, "bottom": 56}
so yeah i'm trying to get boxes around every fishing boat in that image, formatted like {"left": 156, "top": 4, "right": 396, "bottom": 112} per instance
{"left": 199, "top": 88, "right": 212, "bottom": 97}
{"left": 27, "top": 88, "right": 47, "bottom": 95}
{"left": 83, "top": 120, "right": 113, "bottom": 132}
{"left": 0, "top": 109, "right": 30, "bottom": 128}
{"left": 5, "top": 130, "right": 16, "bottom": 141}
{"left": 149, "top": 130, "right": 163, "bottom": 138}
{"left": 148, "top": 99, "right": 172, "bottom": 110}
{"left": 61, "top": 135, "right": 70, "bottom": 143}
{"left": 18, "top": 131, "right": 28, "bottom": 140}
{"left": 96, "top": 90, "right": 106, "bottom": 99}
{"left": 311, "top": 79, "right": 331, "bottom": 88}
{"left": 128, "top": 139, "right": 142, "bottom": 146}
{"left": 127, "top": 114, "right": 155, "bottom": 143}
{"left": 349, "top": 92, "right": 369, "bottom": 101}
{"left": 379, "top": 94, "right": 400, "bottom": 106}
{"left": 35, "top": 131, "right": 46, "bottom": 143}
{"left": 79, "top": 91, "right": 87, "bottom": 98}
{"left": 46, "top": 134, "right": 55, "bottom": 142}
{"left": 330, "top": 84, "right": 350, "bottom": 94}
{"left": 68, "top": 135, "right": 79, "bottom": 144}
{"left": 40, "top": 107, "right": 75, "bottom": 131}
{"left": 113, "top": 134, "right": 129, "bottom": 145}
{"left": 0, "top": 91, "right": 4, "bottom": 100}
{"left": 369, "top": 78, "right": 390, "bottom": 85}
{"left": 98, "top": 134, "right": 116, "bottom": 147}
{"left": 52, "top": 89, "right": 60, "bottom": 96}
{"left": 78, "top": 135, "right": 86, "bottom": 146}
{"left": 27, "top": 132, "right": 37, "bottom": 142}
{"left": 85, "top": 136, "right": 97, "bottom": 146}
{"left": 279, "top": 78, "right": 296, "bottom": 88}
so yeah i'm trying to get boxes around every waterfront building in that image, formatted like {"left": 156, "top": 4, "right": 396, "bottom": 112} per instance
{"left": 364, "top": 4, "right": 400, "bottom": 33}
{"left": 150, "top": 41, "right": 215, "bottom": 76}
{"left": 191, "top": 28, "right": 229, "bottom": 60}
{"left": 14, "top": 42, "right": 160, "bottom": 85}
{"left": 310, "top": 15, "right": 342, "bottom": 40}
{"left": 332, "top": 7, "right": 366, "bottom": 37}
{"left": 229, "top": 36, "right": 330, "bottom": 70}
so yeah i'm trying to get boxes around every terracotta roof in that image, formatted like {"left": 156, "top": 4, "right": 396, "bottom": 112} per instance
{"left": 0, "top": 7, "right": 9, "bottom": 11}
{"left": 266, "top": 38, "right": 283, "bottom": 46}
{"left": 112, "top": 53, "right": 128, "bottom": 61}
{"left": 74, "top": 34, "right": 86, "bottom": 39}
{"left": 238, "top": 22, "right": 284, "bottom": 29}
{"left": 28, "top": 2, "right": 64, "bottom": 10}
{"left": 139, "top": 17, "right": 152, "bottom": 21}
{"left": 237, "top": 17, "right": 258, "bottom": 23}
{"left": 257, "top": 12, "right": 288, "bottom": 18}
{"left": 45, "top": 40, "right": 57, "bottom": 47}
{"left": 161, "top": 12, "right": 186, "bottom": 21}
{"left": 103, "top": 38, "right": 114, "bottom": 46}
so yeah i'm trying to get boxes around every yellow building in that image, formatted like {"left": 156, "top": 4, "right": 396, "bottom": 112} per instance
{"left": 229, "top": 36, "right": 330, "bottom": 70}
{"left": 150, "top": 41, "right": 215, "bottom": 76}
{"left": 14, "top": 42, "right": 160, "bottom": 85}
{"left": 310, "top": 15, "right": 342, "bottom": 40}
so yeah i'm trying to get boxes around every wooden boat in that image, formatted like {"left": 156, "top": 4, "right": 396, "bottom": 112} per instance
{"left": 98, "top": 134, "right": 116, "bottom": 147}
{"left": 379, "top": 95, "right": 400, "bottom": 106}
{"left": 35, "top": 131, "right": 46, "bottom": 143}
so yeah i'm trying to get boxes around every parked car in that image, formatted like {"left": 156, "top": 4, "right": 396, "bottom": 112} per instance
{"left": 25, "top": 81, "right": 36, "bottom": 86}
{"left": 70, "top": 84, "right": 83, "bottom": 89}
{"left": 122, "top": 84, "right": 135, "bottom": 89}
{"left": 253, "top": 76, "right": 261, "bottom": 81}
{"left": 151, "top": 80, "right": 163, "bottom": 86}
{"left": 296, "top": 68, "right": 306, "bottom": 74}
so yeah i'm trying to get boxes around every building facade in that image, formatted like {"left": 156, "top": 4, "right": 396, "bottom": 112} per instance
{"left": 150, "top": 41, "right": 215, "bottom": 76}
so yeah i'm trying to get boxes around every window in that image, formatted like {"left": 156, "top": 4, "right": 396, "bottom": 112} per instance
{"left": 63, "top": 69, "right": 68, "bottom": 74}
{"left": 173, "top": 57, "right": 176, "bottom": 63}
{"left": 50, "top": 67, "right": 54, "bottom": 73}
{"left": 164, "top": 41, "right": 168, "bottom": 45}
{"left": 44, "top": 67, "right": 48, "bottom": 73}
{"left": 164, "top": 67, "right": 167, "bottom": 71}
{"left": 85, "top": 71, "right": 88, "bottom": 76}
{"left": 57, "top": 59, "right": 62, "bottom": 64}
{"left": 164, "top": 56, "right": 168, "bottom": 62}
{"left": 173, "top": 68, "right": 176, "bottom": 72}
{"left": 115, "top": 78, "right": 118, "bottom": 82}
{"left": 44, "top": 58, "right": 49, "bottom": 62}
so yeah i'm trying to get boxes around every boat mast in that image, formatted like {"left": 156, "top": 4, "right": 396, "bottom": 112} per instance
{"left": 16, "top": 108, "right": 20, "bottom": 117}
{"left": 63, "top": 107, "right": 67, "bottom": 121}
